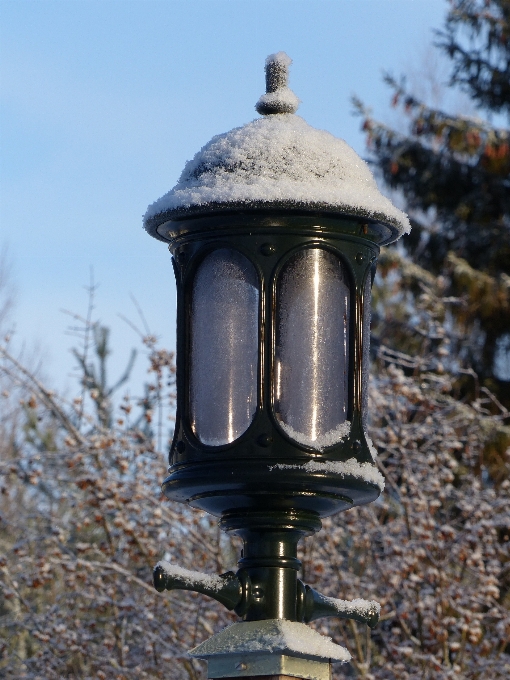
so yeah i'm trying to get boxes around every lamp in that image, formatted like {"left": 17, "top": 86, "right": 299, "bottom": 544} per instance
{"left": 144, "top": 52, "right": 409, "bottom": 678}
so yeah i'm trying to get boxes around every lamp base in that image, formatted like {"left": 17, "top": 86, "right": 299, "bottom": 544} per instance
{"left": 189, "top": 619, "right": 349, "bottom": 680}
{"left": 214, "top": 676, "right": 318, "bottom": 680}
{"left": 208, "top": 653, "right": 331, "bottom": 680}
{"left": 207, "top": 653, "right": 331, "bottom": 679}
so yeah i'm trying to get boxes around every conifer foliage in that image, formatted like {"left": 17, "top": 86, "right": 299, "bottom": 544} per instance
{"left": 355, "top": 0, "right": 510, "bottom": 405}
{"left": 440, "top": 0, "right": 510, "bottom": 115}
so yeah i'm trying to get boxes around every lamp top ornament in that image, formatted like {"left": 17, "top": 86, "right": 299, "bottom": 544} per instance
{"left": 144, "top": 52, "right": 410, "bottom": 242}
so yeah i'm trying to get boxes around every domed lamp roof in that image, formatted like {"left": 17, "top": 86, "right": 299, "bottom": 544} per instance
{"left": 144, "top": 52, "right": 410, "bottom": 243}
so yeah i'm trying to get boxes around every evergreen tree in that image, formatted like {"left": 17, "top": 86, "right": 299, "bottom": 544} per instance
{"left": 355, "top": 0, "right": 510, "bottom": 407}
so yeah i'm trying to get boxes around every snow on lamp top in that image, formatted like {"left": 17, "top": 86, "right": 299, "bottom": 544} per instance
{"left": 144, "top": 53, "right": 410, "bottom": 240}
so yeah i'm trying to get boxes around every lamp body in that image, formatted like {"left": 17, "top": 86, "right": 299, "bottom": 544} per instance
{"left": 160, "top": 211, "right": 387, "bottom": 521}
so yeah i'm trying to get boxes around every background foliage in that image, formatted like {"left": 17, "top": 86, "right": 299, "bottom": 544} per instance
{"left": 356, "top": 0, "right": 510, "bottom": 409}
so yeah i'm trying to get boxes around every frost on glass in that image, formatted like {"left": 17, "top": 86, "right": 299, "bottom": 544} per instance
{"left": 274, "top": 248, "right": 350, "bottom": 451}
{"left": 361, "top": 272, "right": 372, "bottom": 429}
{"left": 190, "top": 249, "right": 259, "bottom": 446}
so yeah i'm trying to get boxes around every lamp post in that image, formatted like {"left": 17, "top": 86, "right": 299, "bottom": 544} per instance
{"left": 144, "top": 52, "right": 409, "bottom": 679}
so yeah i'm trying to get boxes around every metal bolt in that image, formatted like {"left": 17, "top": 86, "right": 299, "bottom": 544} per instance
{"left": 176, "top": 441, "right": 186, "bottom": 453}
{"left": 257, "top": 433, "right": 272, "bottom": 447}
{"left": 356, "top": 252, "right": 364, "bottom": 264}
{"left": 252, "top": 585, "right": 264, "bottom": 600}
{"left": 260, "top": 243, "right": 276, "bottom": 256}
{"left": 235, "top": 662, "right": 248, "bottom": 670}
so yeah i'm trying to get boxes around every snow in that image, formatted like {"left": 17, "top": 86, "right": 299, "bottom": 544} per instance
{"left": 156, "top": 561, "right": 224, "bottom": 592}
{"left": 264, "top": 50, "right": 293, "bottom": 72}
{"left": 256, "top": 87, "right": 300, "bottom": 115}
{"left": 144, "top": 112, "right": 410, "bottom": 237}
{"left": 190, "top": 619, "right": 350, "bottom": 663}
{"left": 278, "top": 420, "right": 351, "bottom": 452}
{"left": 318, "top": 595, "right": 380, "bottom": 621}
{"left": 270, "top": 457, "right": 385, "bottom": 492}
{"left": 365, "top": 433, "right": 378, "bottom": 461}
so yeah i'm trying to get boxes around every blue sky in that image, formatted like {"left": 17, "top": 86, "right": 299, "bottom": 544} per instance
{"left": 1, "top": 0, "right": 449, "bottom": 394}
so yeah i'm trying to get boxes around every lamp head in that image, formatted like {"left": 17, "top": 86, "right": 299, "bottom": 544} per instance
{"left": 144, "top": 54, "right": 409, "bottom": 521}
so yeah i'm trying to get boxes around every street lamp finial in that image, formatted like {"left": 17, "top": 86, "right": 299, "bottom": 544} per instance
{"left": 256, "top": 51, "right": 299, "bottom": 115}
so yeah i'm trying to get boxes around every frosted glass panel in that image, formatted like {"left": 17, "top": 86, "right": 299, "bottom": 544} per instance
{"left": 361, "top": 272, "right": 372, "bottom": 428}
{"left": 274, "top": 248, "right": 350, "bottom": 450}
{"left": 190, "top": 249, "right": 259, "bottom": 446}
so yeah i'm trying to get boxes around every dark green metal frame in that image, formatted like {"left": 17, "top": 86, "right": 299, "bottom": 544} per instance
{"left": 159, "top": 212, "right": 382, "bottom": 519}
{"left": 150, "top": 210, "right": 390, "bottom": 627}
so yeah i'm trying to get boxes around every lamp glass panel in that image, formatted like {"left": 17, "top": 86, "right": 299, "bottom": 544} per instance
{"left": 361, "top": 271, "right": 372, "bottom": 428}
{"left": 274, "top": 248, "right": 350, "bottom": 450}
{"left": 190, "top": 248, "right": 259, "bottom": 446}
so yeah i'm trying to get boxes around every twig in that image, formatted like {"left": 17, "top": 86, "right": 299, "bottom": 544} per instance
{"left": 0, "top": 350, "right": 84, "bottom": 445}
{"left": 130, "top": 293, "right": 151, "bottom": 337}
{"left": 480, "top": 386, "right": 510, "bottom": 418}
